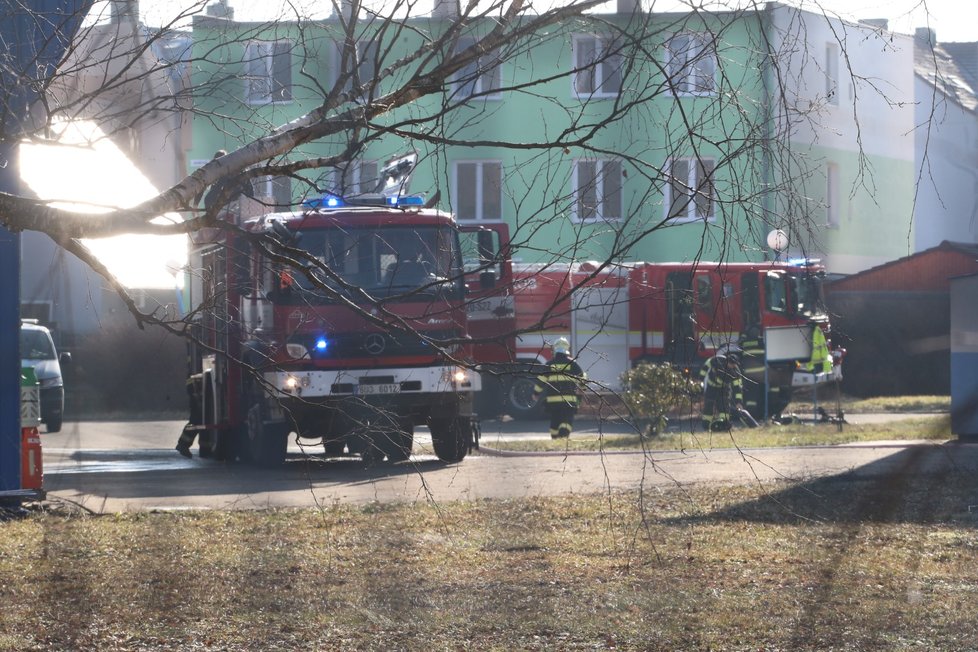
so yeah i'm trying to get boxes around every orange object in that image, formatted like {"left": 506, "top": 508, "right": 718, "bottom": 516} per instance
{"left": 20, "top": 426, "right": 42, "bottom": 490}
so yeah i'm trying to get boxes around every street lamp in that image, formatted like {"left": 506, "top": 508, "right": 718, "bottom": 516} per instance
{"left": 766, "top": 229, "right": 789, "bottom": 258}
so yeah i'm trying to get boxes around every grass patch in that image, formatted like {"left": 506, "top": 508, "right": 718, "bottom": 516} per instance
{"left": 486, "top": 414, "right": 952, "bottom": 453}
{"left": 4, "top": 467, "right": 978, "bottom": 651}
{"left": 786, "top": 392, "right": 950, "bottom": 414}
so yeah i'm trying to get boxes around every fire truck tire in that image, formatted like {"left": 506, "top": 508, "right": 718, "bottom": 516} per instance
{"left": 245, "top": 403, "right": 288, "bottom": 467}
{"left": 429, "top": 416, "right": 469, "bottom": 463}
{"left": 504, "top": 375, "right": 545, "bottom": 421}
{"left": 380, "top": 420, "right": 414, "bottom": 463}
{"left": 197, "top": 376, "right": 233, "bottom": 460}
{"left": 475, "top": 374, "right": 503, "bottom": 419}
{"left": 323, "top": 437, "right": 346, "bottom": 457}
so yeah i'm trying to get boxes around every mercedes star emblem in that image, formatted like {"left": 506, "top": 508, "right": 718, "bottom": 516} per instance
{"left": 364, "top": 333, "right": 386, "bottom": 355}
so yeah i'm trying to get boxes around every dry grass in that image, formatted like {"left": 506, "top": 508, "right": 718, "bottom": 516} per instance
{"left": 487, "top": 414, "right": 952, "bottom": 453}
{"left": 787, "top": 392, "right": 950, "bottom": 414}
{"left": 2, "top": 459, "right": 978, "bottom": 651}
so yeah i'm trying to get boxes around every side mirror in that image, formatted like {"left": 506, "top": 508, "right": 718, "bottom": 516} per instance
{"left": 479, "top": 270, "right": 497, "bottom": 289}
{"left": 60, "top": 352, "right": 72, "bottom": 366}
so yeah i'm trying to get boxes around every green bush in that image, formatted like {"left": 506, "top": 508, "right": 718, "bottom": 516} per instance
{"left": 621, "top": 363, "right": 700, "bottom": 437}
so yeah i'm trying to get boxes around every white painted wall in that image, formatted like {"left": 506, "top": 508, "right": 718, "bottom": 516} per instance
{"left": 913, "top": 74, "right": 978, "bottom": 250}
{"left": 770, "top": 5, "right": 915, "bottom": 162}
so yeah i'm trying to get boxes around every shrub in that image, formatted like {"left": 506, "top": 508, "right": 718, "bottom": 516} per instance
{"left": 620, "top": 363, "right": 699, "bottom": 437}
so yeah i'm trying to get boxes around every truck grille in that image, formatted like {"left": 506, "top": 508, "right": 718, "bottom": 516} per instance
{"left": 290, "top": 329, "right": 458, "bottom": 360}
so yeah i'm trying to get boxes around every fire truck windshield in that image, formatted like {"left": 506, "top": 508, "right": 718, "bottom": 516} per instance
{"left": 276, "top": 225, "right": 463, "bottom": 302}
{"left": 790, "top": 272, "right": 827, "bottom": 319}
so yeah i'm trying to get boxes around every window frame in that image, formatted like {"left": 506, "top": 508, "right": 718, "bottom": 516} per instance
{"left": 452, "top": 159, "right": 504, "bottom": 221}
{"left": 333, "top": 39, "right": 380, "bottom": 103}
{"left": 825, "top": 162, "right": 839, "bottom": 228}
{"left": 665, "top": 156, "right": 716, "bottom": 222}
{"left": 252, "top": 174, "right": 293, "bottom": 209}
{"left": 328, "top": 159, "right": 381, "bottom": 198}
{"left": 572, "top": 34, "right": 623, "bottom": 98}
{"left": 244, "top": 39, "right": 293, "bottom": 105}
{"left": 825, "top": 42, "right": 839, "bottom": 106}
{"left": 572, "top": 158, "right": 623, "bottom": 223}
{"left": 665, "top": 32, "right": 718, "bottom": 97}
{"left": 453, "top": 35, "right": 503, "bottom": 101}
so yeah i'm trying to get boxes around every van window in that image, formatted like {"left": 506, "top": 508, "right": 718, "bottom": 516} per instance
{"left": 20, "top": 329, "right": 56, "bottom": 360}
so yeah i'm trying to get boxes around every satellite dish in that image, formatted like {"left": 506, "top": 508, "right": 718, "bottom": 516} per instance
{"left": 766, "top": 229, "right": 789, "bottom": 252}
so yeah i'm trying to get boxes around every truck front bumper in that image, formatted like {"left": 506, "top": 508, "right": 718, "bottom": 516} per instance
{"left": 264, "top": 364, "right": 480, "bottom": 400}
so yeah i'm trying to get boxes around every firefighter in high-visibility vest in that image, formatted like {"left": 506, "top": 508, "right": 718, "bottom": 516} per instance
{"left": 800, "top": 326, "right": 833, "bottom": 375}
{"left": 532, "top": 337, "right": 587, "bottom": 439}
{"left": 700, "top": 351, "right": 745, "bottom": 431}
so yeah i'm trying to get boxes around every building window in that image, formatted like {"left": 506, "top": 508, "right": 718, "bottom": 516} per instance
{"left": 574, "top": 159, "right": 622, "bottom": 221}
{"left": 825, "top": 42, "right": 839, "bottom": 105}
{"left": 826, "top": 162, "right": 839, "bottom": 227}
{"left": 667, "top": 157, "right": 715, "bottom": 221}
{"left": 244, "top": 40, "right": 292, "bottom": 104}
{"left": 665, "top": 32, "right": 717, "bottom": 96}
{"left": 573, "top": 35, "right": 622, "bottom": 97}
{"left": 335, "top": 40, "right": 380, "bottom": 102}
{"left": 453, "top": 36, "right": 502, "bottom": 100}
{"left": 252, "top": 175, "right": 292, "bottom": 209}
{"left": 453, "top": 161, "right": 502, "bottom": 221}
{"left": 320, "top": 159, "right": 380, "bottom": 198}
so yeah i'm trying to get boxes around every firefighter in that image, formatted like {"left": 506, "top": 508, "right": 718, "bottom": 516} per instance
{"left": 175, "top": 373, "right": 203, "bottom": 458}
{"left": 800, "top": 326, "right": 833, "bottom": 376}
{"left": 736, "top": 329, "right": 770, "bottom": 418}
{"left": 532, "top": 337, "right": 587, "bottom": 439}
{"left": 700, "top": 351, "right": 745, "bottom": 432}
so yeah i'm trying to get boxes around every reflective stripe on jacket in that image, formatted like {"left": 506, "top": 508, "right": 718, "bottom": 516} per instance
{"left": 701, "top": 356, "right": 744, "bottom": 403}
{"left": 534, "top": 357, "right": 586, "bottom": 407}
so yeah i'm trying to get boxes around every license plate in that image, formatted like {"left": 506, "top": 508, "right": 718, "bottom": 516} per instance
{"left": 356, "top": 383, "right": 400, "bottom": 395}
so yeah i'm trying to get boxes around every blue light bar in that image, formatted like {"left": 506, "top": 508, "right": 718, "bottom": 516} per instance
{"left": 387, "top": 194, "right": 425, "bottom": 207}
{"left": 303, "top": 193, "right": 346, "bottom": 209}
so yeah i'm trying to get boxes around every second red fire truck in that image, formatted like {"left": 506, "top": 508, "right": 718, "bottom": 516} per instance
{"left": 492, "top": 259, "right": 841, "bottom": 420}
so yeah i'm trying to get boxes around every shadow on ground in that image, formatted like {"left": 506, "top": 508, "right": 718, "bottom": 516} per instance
{"left": 667, "top": 442, "right": 978, "bottom": 527}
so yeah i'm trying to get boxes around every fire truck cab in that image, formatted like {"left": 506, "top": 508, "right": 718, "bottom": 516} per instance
{"left": 184, "top": 170, "right": 509, "bottom": 465}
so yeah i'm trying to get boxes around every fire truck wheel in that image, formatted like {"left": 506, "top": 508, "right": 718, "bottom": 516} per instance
{"left": 380, "top": 421, "right": 413, "bottom": 463}
{"left": 504, "top": 375, "right": 545, "bottom": 421}
{"left": 429, "top": 417, "right": 468, "bottom": 463}
{"left": 245, "top": 403, "right": 288, "bottom": 467}
{"left": 322, "top": 437, "right": 345, "bottom": 457}
{"left": 474, "top": 374, "right": 503, "bottom": 419}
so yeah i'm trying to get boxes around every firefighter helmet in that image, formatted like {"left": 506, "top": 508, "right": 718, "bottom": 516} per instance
{"left": 552, "top": 337, "right": 571, "bottom": 355}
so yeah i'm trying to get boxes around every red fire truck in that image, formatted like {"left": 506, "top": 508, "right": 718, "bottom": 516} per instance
{"left": 500, "top": 259, "right": 842, "bottom": 420}
{"left": 182, "top": 161, "right": 512, "bottom": 466}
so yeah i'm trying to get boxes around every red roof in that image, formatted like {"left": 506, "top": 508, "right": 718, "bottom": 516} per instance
{"left": 826, "top": 241, "right": 978, "bottom": 293}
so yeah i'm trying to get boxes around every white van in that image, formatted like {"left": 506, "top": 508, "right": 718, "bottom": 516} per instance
{"left": 20, "top": 320, "right": 71, "bottom": 433}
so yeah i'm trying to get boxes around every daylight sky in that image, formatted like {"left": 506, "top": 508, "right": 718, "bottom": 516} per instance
{"left": 134, "top": 0, "right": 978, "bottom": 42}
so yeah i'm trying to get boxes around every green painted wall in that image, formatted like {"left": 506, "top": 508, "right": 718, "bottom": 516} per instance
{"left": 189, "top": 10, "right": 912, "bottom": 270}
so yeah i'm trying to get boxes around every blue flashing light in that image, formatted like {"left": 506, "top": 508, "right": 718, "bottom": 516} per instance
{"left": 386, "top": 194, "right": 425, "bottom": 207}
{"left": 315, "top": 337, "right": 329, "bottom": 352}
{"left": 303, "top": 193, "right": 346, "bottom": 209}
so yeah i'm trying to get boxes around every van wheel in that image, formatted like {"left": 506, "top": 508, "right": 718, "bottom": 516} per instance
{"left": 46, "top": 417, "right": 62, "bottom": 434}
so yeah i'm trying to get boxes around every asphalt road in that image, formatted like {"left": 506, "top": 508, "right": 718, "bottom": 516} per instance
{"left": 36, "top": 417, "right": 978, "bottom": 514}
